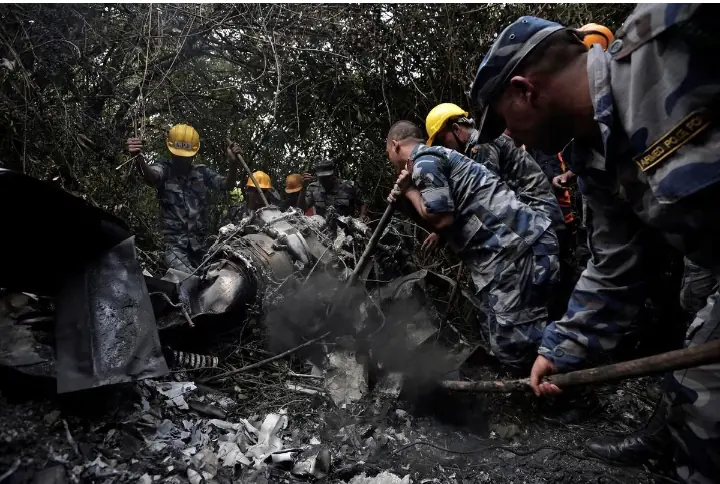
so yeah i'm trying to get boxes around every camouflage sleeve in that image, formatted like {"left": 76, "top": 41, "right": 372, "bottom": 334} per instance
{"left": 496, "top": 135, "right": 564, "bottom": 228}
{"left": 412, "top": 154, "right": 455, "bottom": 214}
{"left": 147, "top": 164, "right": 165, "bottom": 190}
{"left": 202, "top": 166, "right": 229, "bottom": 191}
{"left": 538, "top": 175, "right": 648, "bottom": 372}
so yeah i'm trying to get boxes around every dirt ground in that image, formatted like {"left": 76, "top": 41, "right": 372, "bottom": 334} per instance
{"left": 0, "top": 359, "right": 675, "bottom": 484}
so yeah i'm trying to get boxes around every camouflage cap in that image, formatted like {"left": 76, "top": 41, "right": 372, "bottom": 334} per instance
{"left": 314, "top": 160, "right": 335, "bottom": 177}
{"left": 470, "top": 16, "right": 566, "bottom": 143}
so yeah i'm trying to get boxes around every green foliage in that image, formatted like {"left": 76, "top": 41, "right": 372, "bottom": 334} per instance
{"left": 0, "top": 3, "right": 634, "bottom": 251}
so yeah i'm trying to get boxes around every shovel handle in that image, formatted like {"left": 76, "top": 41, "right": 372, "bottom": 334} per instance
{"left": 226, "top": 138, "right": 269, "bottom": 207}
{"left": 347, "top": 203, "right": 395, "bottom": 287}
{"left": 439, "top": 338, "right": 720, "bottom": 393}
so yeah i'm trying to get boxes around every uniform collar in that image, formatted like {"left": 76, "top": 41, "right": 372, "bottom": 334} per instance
{"left": 587, "top": 45, "right": 614, "bottom": 153}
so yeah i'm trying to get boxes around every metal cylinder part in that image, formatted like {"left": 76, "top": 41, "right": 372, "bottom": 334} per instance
{"left": 171, "top": 350, "right": 219, "bottom": 369}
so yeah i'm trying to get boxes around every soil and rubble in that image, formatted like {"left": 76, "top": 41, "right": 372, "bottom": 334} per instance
{"left": 0, "top": 348, "right": 673, "bottom": 484}
{"left": 0, "top": 206, "right": 679, "bottom": 484}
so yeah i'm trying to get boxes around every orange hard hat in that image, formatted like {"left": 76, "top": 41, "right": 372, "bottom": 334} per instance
{"left": 578, "top": 23, "right": 614, "bottom": 51}
{"left": 285, "top": 173, "right": 303, "bottom": 194}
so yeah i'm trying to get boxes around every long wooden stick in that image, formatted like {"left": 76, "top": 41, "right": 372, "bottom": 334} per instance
{"left": 347, "top": 203, "right": 395, "bottom": 287}
{"left": 439, "top": 338, "right": 720, "bottom": 393}
{"left": 227, "top": 139, "right": 269, "bottom": 207}
{"left": 443, "top": 262, "right": 464, "bottom": 322}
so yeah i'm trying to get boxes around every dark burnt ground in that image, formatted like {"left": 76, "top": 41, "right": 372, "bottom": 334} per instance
{"left": 0, "top": 358, "right": 676, "bottom": 484}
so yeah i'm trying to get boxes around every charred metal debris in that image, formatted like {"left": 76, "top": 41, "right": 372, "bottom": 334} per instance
{"left": 0, "top": 173, "right": 671, "bottom": 483}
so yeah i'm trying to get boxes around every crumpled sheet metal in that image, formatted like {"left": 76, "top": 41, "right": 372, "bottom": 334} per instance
{"left": 325, "top": 350, "right": 368, "bottom": 407}
{"left": 291, "top": 448, "right": 331, "bottom": 479}
{"left": 245, "top": 413, "right": 289, "bottom": 465}
{"left": 55, "top": 236, "right": 168, "bottom": 393}
{"left": 149, "top": 381, "right": 197, "bottom": 410}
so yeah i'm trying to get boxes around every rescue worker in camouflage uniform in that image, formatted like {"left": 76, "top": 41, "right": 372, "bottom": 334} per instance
{"left": 425, "top": 103, "right": 564, "bottom": 235}
{"left": 470, "top": 7, "right": 720, "bottom": 481}
{"left": 302, "top": 161, "right": 368, "bottom": 220}
{"left": 425, "top": 105, "right": 567, "bottom": 320}
{"left": 386, "top": 120, "right": 559, "bottom": 370}
{"left": 223, "top": 171, "right": 273, "bottom": 225}
{"left": 283, "top": 173, "right": 305, "bottom": 210}
{"left": 127, "top": 124, "right": 240, "bottom": 273}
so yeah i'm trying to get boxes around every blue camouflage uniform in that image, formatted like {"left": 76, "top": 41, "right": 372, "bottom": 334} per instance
{"left": 305, "top": 178, "right": 364, "bottom": 217}
{"left": 410, "top": 144, "right": 559, "bottom": 369}
{"left": 680, "top": 257, "right": 718, "bottom": 316}
{"left": 471, "top": 6, "right": 720, "bottom": 481}
{"left": 466, "top": 131, "right": 566, "bottom": 234}
{"left": 147, "top": 160, "right": 227, "bottom": 273}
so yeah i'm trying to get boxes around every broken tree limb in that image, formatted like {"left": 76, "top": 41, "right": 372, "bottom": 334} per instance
{"left": 439, "top": 338, "right": 720, "bottom": 393}
{"left": 203, "top": 331, "right": 330, "bottom": 383}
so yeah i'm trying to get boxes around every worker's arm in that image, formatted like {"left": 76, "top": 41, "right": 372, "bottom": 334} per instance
{"left": 531, "top": 172, "right": 649, "bottom": 395}
{"left": 127, "top": 138, "right": 162, "bottom": 187}
{"left": 392, "top": 197, "right": 436, "bottom": 234}
{"left": 223, "top": 142, "right": 241, "bottom": 189}
{"left": 203, "top": 142, "right": 242, "bottom": 191}
{"left": 358, "top": 203, "right": 368, "bottom": 220}
{"left": 352, "top": 183, "right": 369, "bottom": 221}
{"left": 300, "top": 183, "right": 315, "bottom": 211}
{"left": 387, "top": 155, "right": 455, "bottom": 232}
{"left": 403, "top": 188, "right": 454, "bottom": 231}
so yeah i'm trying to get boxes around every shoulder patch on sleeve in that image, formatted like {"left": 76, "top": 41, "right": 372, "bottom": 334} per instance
{"left": 634, "top": 109, "right": 712, "bottom": 172}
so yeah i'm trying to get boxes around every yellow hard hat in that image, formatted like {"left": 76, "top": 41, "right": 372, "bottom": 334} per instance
{"left": 167, "top": 124, "right": 200, "bottom": 157}
{"left": 285, "top": 174, "right": 303, "bottom": 194}
{"left": 230, "top": 188, "right": 243, "bottom": 203}
{"left": 578, "top": 23, "right": 614, "bottom": 51}
{"left": 247, "top": 171, "right": 272, "bottom": 189}
{"left": 425, "top": 103, "right": 470, "bottom": 146}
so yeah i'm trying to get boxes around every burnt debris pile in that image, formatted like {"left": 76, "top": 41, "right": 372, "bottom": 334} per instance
{"left": 0, "top": 196, "right": 672, "bottom": 483}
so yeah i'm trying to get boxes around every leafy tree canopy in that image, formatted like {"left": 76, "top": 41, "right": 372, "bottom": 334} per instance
{"left": 0, "top": 3, "right": 633, "bottom": 252}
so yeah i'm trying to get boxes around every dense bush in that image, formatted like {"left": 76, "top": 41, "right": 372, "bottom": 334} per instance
{"left": 0, "top": 3, "right": 634, "bottom": 253}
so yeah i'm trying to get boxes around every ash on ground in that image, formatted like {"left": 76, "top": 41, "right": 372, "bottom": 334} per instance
{"left": 0, "top": 357, "right": 672, "bottom": 484}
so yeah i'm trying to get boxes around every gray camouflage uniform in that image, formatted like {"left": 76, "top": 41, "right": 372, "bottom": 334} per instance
{"left": 680, "top": 257, "right": 718, "bottom": 316}
{"left": 471, "top": 5, "right": 720, "bottom": 481}
{"left": 147, "top": 160, "right": 227, "bottom": 273}
{"left": 410, "top": 144, "right": 559, "bottom": 369}
{"left": 305, "top": 179, "right": 364, "bottom": 217}
{"left": 466, "top": 131, "right": 566, "bottom": 234}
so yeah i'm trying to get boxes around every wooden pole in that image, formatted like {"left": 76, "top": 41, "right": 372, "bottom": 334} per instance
{"left": 439, "top": 339, "right": 720, "bottom": 393}
{"left": 226, "top": 139, "right": 269, "bottom": 207}
{"left": 347, "top": 203, "right": 395, "bottom": 287}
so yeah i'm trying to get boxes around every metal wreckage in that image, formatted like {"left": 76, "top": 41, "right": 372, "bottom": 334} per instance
{"left": 0, "top": 168, "right": 472, "bottom": 398}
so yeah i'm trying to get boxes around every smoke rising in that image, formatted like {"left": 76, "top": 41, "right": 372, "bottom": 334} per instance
{"left": 264, "top": 271, "right": 463, "bottom": 390}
